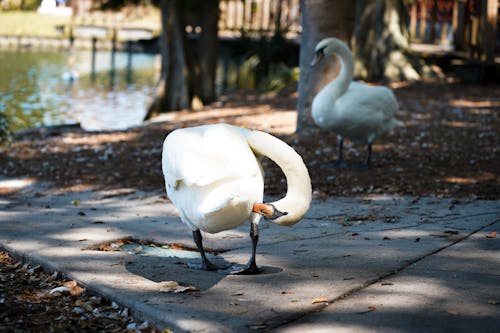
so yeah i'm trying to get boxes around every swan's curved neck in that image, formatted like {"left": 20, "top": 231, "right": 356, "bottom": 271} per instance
{"left": 245, "top": 130, "right": 312, "bottom": 226}
{"left": 324, "top": 42, "right": 354, "bottom": 99}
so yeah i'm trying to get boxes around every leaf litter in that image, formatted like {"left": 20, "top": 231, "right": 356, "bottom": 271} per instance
{"left": 0, "top": 251, "right": 169, "bottom": 332}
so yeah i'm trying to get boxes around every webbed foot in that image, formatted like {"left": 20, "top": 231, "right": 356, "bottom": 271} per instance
{"left": 187, "top": 260, "right": 219, "bottom": 271}
{"left": 219, "top": 262, "right": 261, "bottom": 275}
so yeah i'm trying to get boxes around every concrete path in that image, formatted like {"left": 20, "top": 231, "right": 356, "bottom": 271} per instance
{"left": 0, "top": 180, "right": 499, "bottom": 332}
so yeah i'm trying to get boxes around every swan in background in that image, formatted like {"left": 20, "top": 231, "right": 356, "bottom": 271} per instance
{"left": 162, "top": 123, "right": 312, "bottom": 274}
{"left": 61, "top": 51, "right": 79, "bottom": 82}
{"left": 311, "top": 37, "right": 402, "bottom": 167}
{"left": 61, "top": 70, "right": 79, "bottom": 82}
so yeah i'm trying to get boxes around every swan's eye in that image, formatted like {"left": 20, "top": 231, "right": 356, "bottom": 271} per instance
{"left": 311, "top": 47, "right": 325, "bottom": 67}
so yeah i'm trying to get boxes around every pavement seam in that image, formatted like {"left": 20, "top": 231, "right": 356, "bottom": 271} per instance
{"left": 263, "top": 217, "right": 500, "bottom": 331}
{"left": 308, "top": 210, "right": 499, "bottom": 223}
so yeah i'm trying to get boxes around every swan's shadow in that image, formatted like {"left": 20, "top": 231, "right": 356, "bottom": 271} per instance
{"left": 126, "top": 255, "right": 283, "bottom": 290}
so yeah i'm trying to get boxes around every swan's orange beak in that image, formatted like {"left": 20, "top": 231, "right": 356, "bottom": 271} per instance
{"left": 252, "top": 203, "right": 288, "bottom": 221}
{"left": 252, "top": 203, "right": 274, "bottom": 217}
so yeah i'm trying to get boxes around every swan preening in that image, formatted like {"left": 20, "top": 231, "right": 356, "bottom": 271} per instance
{"left": 162, "top": 123, "right": 312, "bottom": 274}
{"left": 311, "top": 37, "right": 402, "bottom": 167}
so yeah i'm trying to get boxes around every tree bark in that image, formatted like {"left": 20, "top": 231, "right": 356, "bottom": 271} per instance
{"left": 147, "top": 0, "right": 219, "bottom": 117}
{"left": 147, "top": 0, "right": 189, "bottom": 117}
{"left": 353, "top": 0, "right": 435, "bottom": 81}
{"left": 197, "top": 0, "right": 219, "bottom": 104}
{"left": 296, "top": 0, "right": 356, "bottom": 134}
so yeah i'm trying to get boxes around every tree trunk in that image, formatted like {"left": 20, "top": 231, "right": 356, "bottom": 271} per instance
{"left": 296, "top": 0, "right": 356, "bottom": 134}
{"left": 353, "top": 0, "right": 435, "bottom": 81}
{"left": 147, "top": 0, "right": 219, "bottom": 117}
{"left": 147, "top": 0, "right": 189, "bottom": 117}
{"left": 197, "top": 0, "right": 219, "bottom": 104}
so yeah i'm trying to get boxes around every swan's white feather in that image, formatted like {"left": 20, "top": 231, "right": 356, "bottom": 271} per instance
{"left": 163, "top": 124, "right": 260, "bottom": 187}
{"left": 162, "top": 124, "right": 264, "bottom": 233}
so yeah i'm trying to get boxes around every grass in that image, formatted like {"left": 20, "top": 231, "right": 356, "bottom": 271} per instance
{"left": 0, "top": 9, "right": 161, "bottom": 38}
{"left": 0, "top": 11, "right": 70, "bottom": 37}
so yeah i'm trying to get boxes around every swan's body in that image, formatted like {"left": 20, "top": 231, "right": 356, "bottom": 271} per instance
{"left": 311, "top": 37, "right": 402, "bottom": 166}
{"left": 162, "top": 123, "right": 312, "bottom": 274}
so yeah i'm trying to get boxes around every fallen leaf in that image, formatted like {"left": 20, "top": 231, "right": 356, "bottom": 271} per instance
{"left": 16, "top": 291, "right": 55, "bottom": 303}
{"left": 47, "top": 271, "right": 59, "bottom": 282}
{"left": 49, "top": 286, "right": 70, "bottom": 294}
{"left": 158, "top": 281, "right": 199, "bottom": 293}
{"left": 311, "top": 297, "right": 328, "bottom": 304}
{"left": 62, "top": 280, "right": 85, "bottom": 296}
{"left": 249, "top": 323, "right": 267, "bottom": 330}
{"left": 485, "top": 231, "right": 497, "bottom": 238}
{"left": 356, "top": 305, "right": 377, "bottom": 314}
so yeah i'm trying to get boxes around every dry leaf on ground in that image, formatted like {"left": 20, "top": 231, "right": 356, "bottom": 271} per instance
{"left": 311, "top": 297, "right": 329, "bottom": 304}
{"left": 485, "top": 231, "right": 497, "bottom": 238}
{"left": 158, "top": 281, "right": 200, "bottom": 293}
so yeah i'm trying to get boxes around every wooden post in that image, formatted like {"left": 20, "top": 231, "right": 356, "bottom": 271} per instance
{"left": 110, "top": 27, "right": 117, "bottom": 87}
{"left": 91, "top": 37, "right": 97, "bottom": 82}
{"left": 419, "top": 1, "right": 427, "bottom": 41}
{"left": 410, "top": 2, "right": 417, "bottom": 41}
{"left": 453, "top": 0, "right": 465, "bottom": 50}
{"left": 485, "top": 0, "right": 498, "bottom": 62}
{"left": 429, "top": 0, "right": 437, "bottom": 42}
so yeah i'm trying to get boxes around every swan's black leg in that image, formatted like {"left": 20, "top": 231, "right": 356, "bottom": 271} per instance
{"left": 322, "top": 135, "right": 349, "bottom": 168}
{"left": 336, "top": 135, "right": 344, "bottom": 164}
{"left": 350, "top": 142, "right": 372, "bottom": 169}
{"left": 189, "top": 229, "right": 218, "bottom": 271}
{"left": 230, "top": 222, "right": 261, "bottom": 275}
{"left": 363, "top": 142, "right": 372, "bottom": 167}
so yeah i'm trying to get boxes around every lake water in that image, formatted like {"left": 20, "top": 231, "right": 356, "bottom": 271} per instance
{"left": 0, "top": 48, "right": 160, "bottom": 132}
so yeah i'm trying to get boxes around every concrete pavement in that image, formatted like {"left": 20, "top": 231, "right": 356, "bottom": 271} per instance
{"left": 0, "top": 178, "right": 499, "bottom": 332}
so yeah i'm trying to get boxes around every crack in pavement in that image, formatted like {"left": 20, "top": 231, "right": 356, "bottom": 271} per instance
{"left": 263, "top": 218, "right": 500, "bottom": 331}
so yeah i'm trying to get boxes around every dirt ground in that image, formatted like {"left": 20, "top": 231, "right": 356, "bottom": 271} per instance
{"left": 1, "top": 82, "right": 499, "bottom": 200}
{"left": 0, "top": 81, "right": 499, "bottom": 332}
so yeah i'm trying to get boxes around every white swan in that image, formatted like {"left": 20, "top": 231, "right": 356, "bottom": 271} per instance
{"left": 162, "top": 123, "right": 312, "bottom": 274}
{"left": 311, "top": 37, "right": 402, "bottom": 167}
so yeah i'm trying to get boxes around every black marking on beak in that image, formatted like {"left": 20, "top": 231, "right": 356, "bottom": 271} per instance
{"left": 265, "top": 204, "right": 288, "bottom": 221}
{"left": 310, "top": 47, "right": 325, "bottom": 67}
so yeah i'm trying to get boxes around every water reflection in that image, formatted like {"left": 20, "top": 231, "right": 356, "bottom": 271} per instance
{"left": 0, "top": 49, "right": 159, "bottom": 132}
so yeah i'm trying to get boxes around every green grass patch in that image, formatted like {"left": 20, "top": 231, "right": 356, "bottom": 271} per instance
{"left": 0, "top": 9, "right": 161, "bottom": 38}
{"left": 0, "top": 11, "right": 71, "bottom": 37}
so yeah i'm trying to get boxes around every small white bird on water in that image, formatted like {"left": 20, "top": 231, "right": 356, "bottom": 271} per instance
{"left": 311, "top": 37, "right": 402, "bottom": 167}
{"left": 162, "top": 123, "right": 312, "bottom": 274}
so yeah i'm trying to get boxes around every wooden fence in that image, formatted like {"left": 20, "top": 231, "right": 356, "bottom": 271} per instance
{"left": 70, "top": 0, "right": 498, "bottom": 62}
{"left": 218, "top": 0, "right": 301, "bottom": 39}
{"left": 408, "top": 0, "right": 499, "bottom": 62}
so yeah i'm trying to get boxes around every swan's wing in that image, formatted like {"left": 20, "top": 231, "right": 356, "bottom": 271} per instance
{"left": 162, "top": 124, "right": 260, "bottom": 190}
{"left": 344, "top": 83, "right": 399, "bottom": 120}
